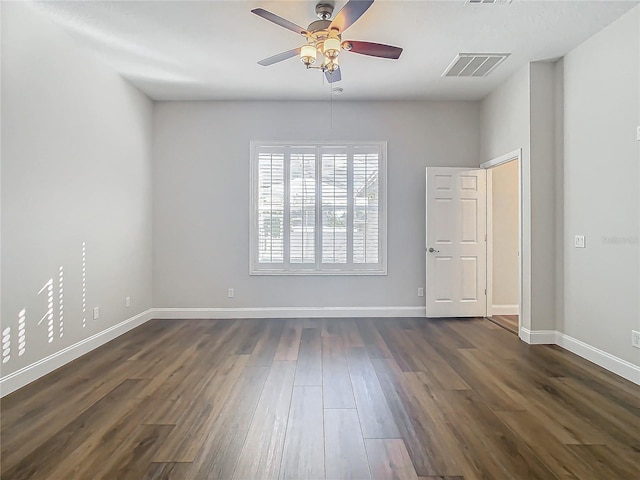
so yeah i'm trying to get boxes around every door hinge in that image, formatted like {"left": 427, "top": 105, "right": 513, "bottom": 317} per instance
{"left": 484, "top": 288, "right": 487, "bottom": 295}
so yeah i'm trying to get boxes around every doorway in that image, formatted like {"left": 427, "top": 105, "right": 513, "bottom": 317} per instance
{"left": 482, "top": 151, "right": 521, "bottom": 335}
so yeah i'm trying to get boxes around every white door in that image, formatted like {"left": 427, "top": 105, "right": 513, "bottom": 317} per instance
{"left": 426, "top": 168, "right": 486, "bottom": 317}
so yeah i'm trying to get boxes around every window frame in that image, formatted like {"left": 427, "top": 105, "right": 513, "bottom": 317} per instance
{"left": 249, "top": 141, "right": 387, "bottom": 276}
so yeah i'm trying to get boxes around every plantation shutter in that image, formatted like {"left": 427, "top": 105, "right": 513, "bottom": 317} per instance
{"left": 251, "top": 142, "right": 386, "bottom": 274}
{"left": 352, "top": 149, "right": 380, "bottom": 264}
{"left": 321, "top": 149, "right": 348, "bottom": 264}
{"left": 257, "top": 150, "right": 284, "bottom": 264}
{"left": 289, "top": 150, "right": 316, "bottom": 264}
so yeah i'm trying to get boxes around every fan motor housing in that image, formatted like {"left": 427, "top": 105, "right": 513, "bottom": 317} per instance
{"left": 315, "top": 3, "right": 334, "bottom": 20}
{"left": 307, "top": 19, "right": 331, "bottom": 33}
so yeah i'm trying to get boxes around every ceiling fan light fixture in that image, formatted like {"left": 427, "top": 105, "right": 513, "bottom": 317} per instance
{"left": 253, "top": 1, "right": 404, "bottom": 84}
{"left": 326, "top": 56, "right": 339, "bottom": 72}
{"left": 324, "top": 37, "right": 341, "bottom": 59}
{"left": 300, "top": 44, "right": 317, "bottom": 65}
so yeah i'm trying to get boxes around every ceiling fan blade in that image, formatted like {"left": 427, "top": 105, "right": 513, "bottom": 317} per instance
{"left": 325, "top": 66, "right": 342, "bottom": 83}
{"left": 329, "top": 0, "right": 374, "bottom": 32}
{"left": 251, "top": 8, "right": 306, "bottom": 35}
{"left": 344, "top": 41, "right": 403, "bottom": 59}
{"left": 258, "top": 48, "right": 301, "bottom": 66}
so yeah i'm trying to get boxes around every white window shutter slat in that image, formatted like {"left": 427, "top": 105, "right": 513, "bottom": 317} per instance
{"left": 289, "top": 153, "right": 316, "bottom": 264}
{"left": 353, "top": 153, "right": 379, "bottom": 264}
{"left": 321, "top": 152, "right": 348, "bottom": 264}
{"left": 257, "top": 153, "right": 284, "bottom": 264}
{"left": 251, "top": 143, "right": 385, "bottom": 275}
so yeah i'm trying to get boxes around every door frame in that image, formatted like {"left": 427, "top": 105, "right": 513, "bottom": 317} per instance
{"left": 481, "top": 149, "right": 523, "bottom": 335}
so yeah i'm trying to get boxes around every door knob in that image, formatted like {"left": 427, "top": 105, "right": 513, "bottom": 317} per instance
{"left": 428, "top": 247, "right": 439, "bottom": 253}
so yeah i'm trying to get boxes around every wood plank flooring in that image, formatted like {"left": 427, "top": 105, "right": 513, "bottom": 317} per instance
{"left": 488, "top": 314, "right": 519, "bottom": 334}
{"left": 2, "top": 317, "right": 639, "bottom": 480}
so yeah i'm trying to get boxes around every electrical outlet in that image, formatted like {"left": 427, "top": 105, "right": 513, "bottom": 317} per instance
{"left": 632, "top": 330, "right": 640, "bottom": 349}
{"left": 228, "top": 288, "right": 235, "bottom": 298}
{"left": 125, "top": 296, "right": 131, "bottom": 308}
{"left": 93, "top": 307, "right": 100, "bottom": 320}
{"left": 574, "top": 235, "right": 586, "bottom": 248}
{"left": 418, "top": 287, "right": 424, "bottom": 297}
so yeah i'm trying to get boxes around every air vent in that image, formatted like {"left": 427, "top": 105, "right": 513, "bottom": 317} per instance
{"left": 442, "top": 53, "right": 510, "bottom": 78}
{"left": 466, "top": 0, "right": 512, "bottom": 4}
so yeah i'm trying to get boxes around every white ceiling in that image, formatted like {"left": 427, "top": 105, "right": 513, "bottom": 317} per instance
{"left": 31, "top": 0, "right": 638, "bottom": 101}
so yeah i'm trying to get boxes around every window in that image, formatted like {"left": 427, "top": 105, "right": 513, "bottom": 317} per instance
{"left": 250, "top": 142, "right": 387, "bottom": 275}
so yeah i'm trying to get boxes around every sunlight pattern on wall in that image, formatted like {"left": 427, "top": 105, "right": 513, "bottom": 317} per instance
{"left": 58, "top": 267, "right": 64, "bottom": 338}
{"left": 38, "top": 279, "right": 55, "bottom": 343}
{"left": 2, "top": 327, "right": 11, "bottom": 364}
{"left": 18, "top": 309, "right": 26, "bottom": 356}
{"left": 82, "top": 242, "right": 87, "bottom": 327}
{"left": 2, "top": 242, "right": 91, "bottom": 367}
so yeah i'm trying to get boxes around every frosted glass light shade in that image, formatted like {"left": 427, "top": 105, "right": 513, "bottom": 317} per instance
{"left": 300, "top": 44, "right": 317, "bottom": 65}
{"left": 324, "top": 37, "right": 341, "bottom": 59}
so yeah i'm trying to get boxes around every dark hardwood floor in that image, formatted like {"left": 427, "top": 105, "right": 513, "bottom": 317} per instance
{"left": 488, "top": 314, "right": 519, "bottom": 334}
{"left": 2, "top": 317, "right": 639, "bottom": 479}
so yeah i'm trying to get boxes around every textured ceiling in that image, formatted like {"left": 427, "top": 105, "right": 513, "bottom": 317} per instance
{"left": 31, "top": 0, "right": 638, "bottom": 101}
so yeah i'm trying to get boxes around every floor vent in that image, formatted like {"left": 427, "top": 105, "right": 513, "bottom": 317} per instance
{"left": 442, "top": 53, "right": 510, "bottom": 78}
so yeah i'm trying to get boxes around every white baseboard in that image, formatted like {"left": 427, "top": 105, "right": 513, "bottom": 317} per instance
{"left": 152, "top": 306, "right": 426, "bottom": 319}
{"left": 519, "top": 327, "right": 556, "bottom": 344}
{"left": 555, "top": 332, "right": 640, "bottom": 386}
{"left": 520, "top": 328, "right": 640, "bottom": 386}
{"left": 492, "top": 304, "right": 519, "bottom": 316}
{"left": 4, "top": 308, "right": 637, "bottom": 398}
{"left": 0, "top": 308, "right": 153, "bottom": 398}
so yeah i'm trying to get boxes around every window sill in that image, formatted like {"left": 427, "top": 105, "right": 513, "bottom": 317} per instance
{"left": 250, "top": 269, "right": 387, "bottom": 276}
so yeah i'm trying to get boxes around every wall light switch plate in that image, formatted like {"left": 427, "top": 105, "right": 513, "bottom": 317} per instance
{"left": 637, "top": 126, "right": 640, "bottom": 141}
{"left": 574, "top": 235, "right": 586, "bottom": 248}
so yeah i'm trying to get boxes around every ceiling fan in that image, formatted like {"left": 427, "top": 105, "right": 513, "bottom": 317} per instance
{"left": 251, "top": 0, "right": 403, "bottom": 84}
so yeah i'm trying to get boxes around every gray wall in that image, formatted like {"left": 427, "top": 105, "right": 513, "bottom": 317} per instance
{"left": 529, "top": 61, "right": 559, "bottom": 332}
{"left": 480, "top": 65, "right": 533, "bottom": 329}
{"left": 152, "top": 101, "right": 480, "bottom": 309}
{"left": 554, "top": 59, "right": 565, "bottom": 337}
{"left": 1, "top": 3, "right": 153, "bottom": 376}
{"left": 480, "top": 61, "right": 560, "bottom": 332}
{"left": 481, "top": 5, "right": 640, "bottom": 367}
{"left": 480, "top": 65, "right": 531, "bottom": 164}
{"left": 3, "top": 0, "right": 637, "bottom": 389}
{"left": 562, "top": 6, "right": 639, "bottom": 366}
